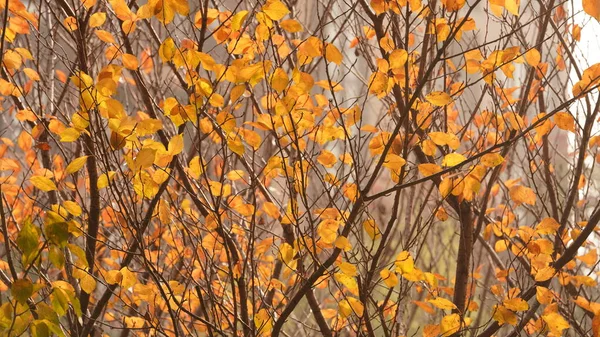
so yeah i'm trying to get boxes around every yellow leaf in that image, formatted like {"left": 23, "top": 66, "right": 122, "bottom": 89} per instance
{"left": 395, "top": 251, "right": 415, "bottom": 275}
{"left": 60, "top": 128, "right": 81, "bottom": 142}
{"left": 481, "top": 153, "right": 504, "bottom": 167}
{"left": 23, "top": 68, "right": 40, "bottom": 81}
{"left": 383, "top": 153, "right": 406, "bottom": 170}
{"left": 80, "top": 273, "right": 96, "bottom": 294}
{"left": 536, "top": 286, "right": 554, "bottom": 305}
{"left": 325, "top": 43, "right": 343, "bottom": 65}
{"left": 97, "top": 171, "right": 115, "bottom": 189}
{"left": 509, "top": 185, "right": 536, "bottom": 205}
{"left": 576, "top": 249, "right": 598, "bottom": 266}
{"left": 418, "top": 163, "right": 442, "bottom": 177}
{"left": 389, "top": 49, "right": 408, "bottom": 69}
{"left": 493, "top": 304, "right": 518, "bottom": 326}
{"left": 228, "top": 137, "right": 245, "bottom": 155}
{"left": 65, "top": 156, "right": 88, "bottom": 174}
{"left": 536, "top": 217, "right": 560, "bottom": 235}
{"left": 363, "top": 219, "right": 381, "bottom": 240}
{"left": 335, "top": 236, "right": 352, "bottom": 251}
{"left": 188, "top": 156, "right": 205, "bottom": 179}
{"left": 159, "top": 37, "right": 176, "bottom": 62}
{"left": 263, "top": 202, "right": 280, "bottom": 219}
{"left": 583, "top": 0, "right": 600, "bottom": 21}
{"left": 554, "top": 111, "right": 575, "bottom": 132}
{"left": 542, "top": 312, "right": 569, "bottom": 336}
{"left": 380, "top": 269, "right": 399, "bottom": 288}
{"left": 279, "top": 242, "right": 295, "bottom": 264}
{"left": 525, "top": 48, "right": 540, "bottom": 67}
{"left": 334, "top": 273, "right": 359, "bottom": 295}
{"left": 95, "top": 30, "right": 116, "bottom": 44}
{"left": 442, "top": 153, "right": 466, "bottom": 167}
{"left": 31, "top": 176, "right": 57, "bottom": 192}
{"left": 89, "top": 12, "right": 106, "bottom": 27}
{"left": 168, "top": 134, "right": 184, "bottom": 155}
{"left": 338, "top": 262, "right": 357, "bottom": 276}
{"left": 231, "top": 10, "right": 248, "bottom": 31}
{"left": 208, "top": 181, "right": 231, "bottom": 197}
{"left": 318, "top": 219, "right": 339, "bottom": 244}
{"left": 495, "top": 240, "right": 509, "bottom": 252}
{"left": 62, "top": 201, "right": 82, "bottom": 217}
{"left": 429, "top": 132, "right": 460, "bottom": 149}
{"left": 280, "top": 19, "right": 303, "bottom": 32}
{"left": 120, "top": 267, "right": 137, "bottom": 289}
{"left": 317, "top": 150, "right": 337, "bottom": 168}
{"left": 534, "top": 266, "right": 555, "bottom": 282}
{"left": 505, "top": 0, "right": 520, "bottom": 15}
{"left": 440, "top": 314, "right": 461, "bottom": 337}
{"left": 122, "top": 53, "right": 139, "bottom": 70}
{"left": 425, "top": 91, "right": 453, "bottom": 106}
{"left": 104, "top": 270, "right": 122, "bottom": 285}
{"left": 270, "top": 68, "right": 289, "bottom": 93}
{"left": 503, "top": 298, "right": 528, "bottom": 311}
{"left": 262, "top": 0, "right": 289, "bottom": 21}
{"left": 428, "top": 297, "right": 457, "bottom": 310}
{"left": 339, "top": 297, "right": 364, "bottom": 317}
{"left": 135, "top": 148, "right": 156, "bottom": 170}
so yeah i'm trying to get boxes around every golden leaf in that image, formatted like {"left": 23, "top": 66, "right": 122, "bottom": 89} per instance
{"left": 554, "top": 111, "right": 575, "bottom": 132}
{"left": 442, "top": 153, "right": 466, "bottom": 167}
{"left": 262, "top": 0, "right": 289, "bottom": 21}
{"left": 30, "top": 176, "right": 57, "bottom": 192}
{"left": 425, "top": 91, "right": 453, "bottom": 106}
{"left": 65, "top": 156, "right": 88, "bottom": 174}
{"left": 584, "top": 0, "right": 600, "bottom": 21}
{"left": 509, "top": 185, "right": 536, "bottom": 205}
{"left": 481, "top": 153, "right": 504, "bottom": 168}
{"left": 428, "top": 297, "right": 457, "bottom": 310}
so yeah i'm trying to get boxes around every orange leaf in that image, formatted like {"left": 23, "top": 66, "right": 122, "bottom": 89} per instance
{"left": 534, "top": 266, "right": 555, "bottom": 282}
{"left": 418, "top": 163, "right": 442, "bottom": 177}
{"left": 325, "top": 43, "right": 343, "bottom": 65}
{"left": 122, "top": 53, "right": 139, "bottom": 70}
{"left": 525, "top": 48, "right": 541, "bottom": 67}
{"left": 509, "top": 185, "right": 536, "bottom": 205}
{"left": 554, "top": 111, "right": 575, "bottom": 132}
{"left": 584, "top": 0, "right": 600, "bottom": 22}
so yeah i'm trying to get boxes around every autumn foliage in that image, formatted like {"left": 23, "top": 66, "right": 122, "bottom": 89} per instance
{"left": 1, "top": 0, "right": 600, "bottom": 336}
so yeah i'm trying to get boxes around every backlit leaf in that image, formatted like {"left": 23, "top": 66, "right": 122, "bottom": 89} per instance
{"left": 509, "top": 185, "right": 536, "bottom": 205}
{"left": 31, "top": 176, "right": 57, "bottom": 192}
{"left": 262, "top": 0, "right": 289, "bottom": 21}
{"left": 65, "top": 156, "right": 88, "bottom": 174}
{"left": 418, "top": 163, "right": 442, "bottom": 177}
{"left": 442, "top": 153, "right": 466, "bottom": 167}
{"left": 481, "top": 153, "right": 504, "bottom": 167}
{"left": 584, "top": 0, "right": 600, "bottom": 21}
{"left": 325, "top": 43, "right": 343, "bottom": 65}
{"left": 428, "top": 297, "right": 457, "bottom": 310}
{"left": 426, "top": 91, "right": 453, "bottom": 106}
{"left": 554, "top": 111, "right": 575, "bottom": 132}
